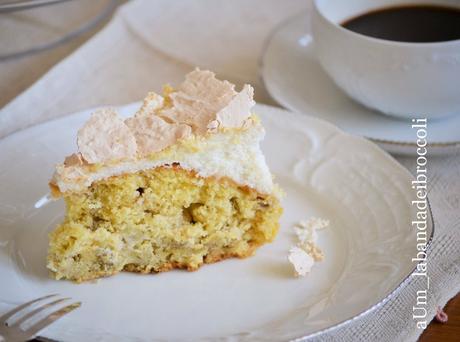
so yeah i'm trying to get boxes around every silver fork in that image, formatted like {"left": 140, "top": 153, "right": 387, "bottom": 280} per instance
{"left": 0, "top": 294, "right": 81, "bottom": 342}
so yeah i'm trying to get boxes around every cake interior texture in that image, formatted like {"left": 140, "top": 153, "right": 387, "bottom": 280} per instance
{"left": 47, "top": 166, "right": 282, "bottom": 282}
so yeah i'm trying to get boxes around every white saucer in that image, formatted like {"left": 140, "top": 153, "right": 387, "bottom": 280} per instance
{"left": 260, "top": 13, "right": 460, "bottom": 155}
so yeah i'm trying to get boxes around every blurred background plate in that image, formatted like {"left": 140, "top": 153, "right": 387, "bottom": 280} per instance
{"left": 0, "top": 0, "right": 118, "bottom": 61}
{"left": 0, "top": 0, "right": 120, "bottom": 107}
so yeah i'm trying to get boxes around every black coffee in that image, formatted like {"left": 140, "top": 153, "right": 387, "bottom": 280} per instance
{"left": 342, "top": 5, "right": 460, "bottom": 43}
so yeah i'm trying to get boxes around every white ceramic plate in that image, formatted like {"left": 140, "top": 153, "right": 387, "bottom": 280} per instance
{"left": 0, "top": 103, "right": 433, "bottom": 341}
{"left": 260, "top": 13, "right": 460, "bottom": 156}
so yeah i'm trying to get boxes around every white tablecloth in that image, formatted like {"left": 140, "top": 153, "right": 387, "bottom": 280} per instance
{"left": 1, "top": 1, "right": 459, "bottom": 341}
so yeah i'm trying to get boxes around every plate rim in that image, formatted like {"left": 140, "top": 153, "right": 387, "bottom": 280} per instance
{"left": 259, "top": 12, "right": 460, "bottom": 151}
{"left": 1, "top": 101, "right": 436, "bottom": 341}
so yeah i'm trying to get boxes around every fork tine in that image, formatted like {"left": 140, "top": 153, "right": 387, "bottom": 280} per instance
{"left": 9, "top": 297, "right": 70, "bottom": 328}
{"left": 25, "top": 302, "right": 81, "bottom": 338}
{"left": 0, "top": 294, "right": 58, "bottom": 323}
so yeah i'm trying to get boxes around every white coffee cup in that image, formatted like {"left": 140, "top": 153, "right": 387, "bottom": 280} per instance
{"left": 311, "top": 0, "right": 460, "bottom": 119}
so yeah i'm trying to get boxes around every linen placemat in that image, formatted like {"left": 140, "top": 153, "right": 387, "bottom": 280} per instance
{"left": 1, "top": 1, "right": 459, "bottom": 341}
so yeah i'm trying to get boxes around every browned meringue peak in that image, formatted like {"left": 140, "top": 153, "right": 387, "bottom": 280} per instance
{"left": 137, "top": 92, "right": 165, "bottom": 116}
{"left": 125, "top": 114, "right": 191, "bottom": 157}
{"left": 159, "top": 69, "right": 255, "bottom": 134}
{"left": 211, "top": 84, "right": 255, "bottom": 131}
{"left": 77, "top": 108, "right": 137, "bottom": 164}
{"left": 69, "top": 70, "right": 255, "bottom": 166}
{"left": 64, "top": 153, "right": 86, "bottom": 167}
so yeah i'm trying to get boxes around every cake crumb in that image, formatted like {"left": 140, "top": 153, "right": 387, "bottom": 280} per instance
{"left": 288, "top": 217, "right": 329, "bottom": 277}
{"left": 288, "top": 246, "right": 314, "bottom": 277}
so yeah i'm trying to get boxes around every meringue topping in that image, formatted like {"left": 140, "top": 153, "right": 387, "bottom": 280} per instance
{"left": 212, "top": 84, "right": 255, "bottom": 131}
{"left": 125, "top": 115, "right": 191, "bottom": 157}
{"left": 77, "top": 109, "right": 137, "bottom": 164}
{"left": 64, "top": 153, "right": 86, "bottom": 167}
{"left": 137, "top": 92, "right": 165, "bottom": 116}
{"left": 60, "top": 69, "right": 256, "bottom": 169}
{"left": 159, "top": 69, "right": 255, "bottom": 134}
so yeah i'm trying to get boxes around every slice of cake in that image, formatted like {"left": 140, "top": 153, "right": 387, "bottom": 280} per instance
{"left": 47, "top": 69, "right": 283, "bottom": 282}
